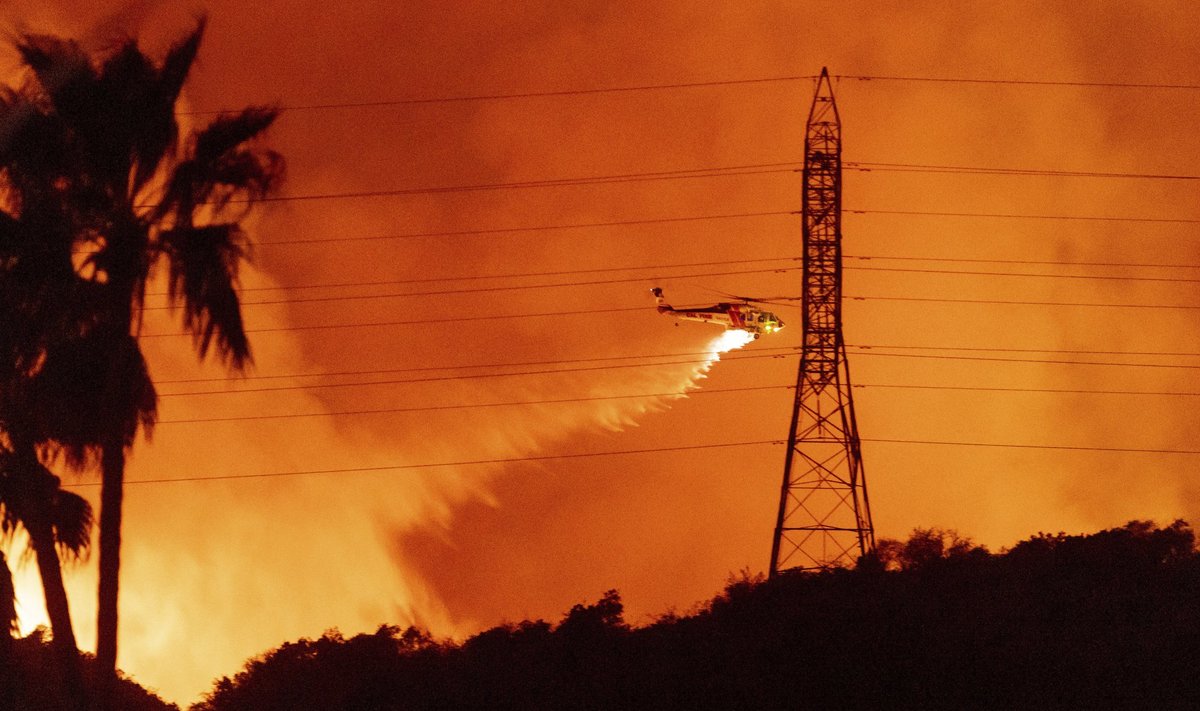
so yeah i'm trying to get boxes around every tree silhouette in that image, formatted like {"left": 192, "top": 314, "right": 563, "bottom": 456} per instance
{"left": 0, "top": 451, "right": 92, "bottom": 711}
{"left": 871, "top": 527, "right": 984, "bottom": 571}
{"left": 4, "top": 19, "right": 283, "bottom": 691}
{"left": 0, "top": 550, "right": 14, "bottom": 711}
{"left": 0, "top": 62, "right": 146, "bottom": 711}
{"left": 1, "top": 550, "right": 13, "bottom": 636}
{"left": 194, "top": 521, "right": 1200, "bottom": 710}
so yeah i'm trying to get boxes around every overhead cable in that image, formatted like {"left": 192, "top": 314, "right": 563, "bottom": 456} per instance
{"left": 63, "top": 435, "right": 1200, "bottom": 488}
{"left": 836, "top": 74, "right": 1200, "bottom": 91}
{"left": 186, "top": 74, "right": 818, "bottom": 114}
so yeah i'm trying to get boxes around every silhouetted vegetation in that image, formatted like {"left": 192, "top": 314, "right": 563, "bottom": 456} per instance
{"left": 191, "top": 520, "right": 1200, "bottom": 710}
{"left": 0, "top": 628, "right": 177, "bottom": 711}
{"left": 0, "top": 17, "right": 282, "bottom": 700}
{"left": 0, "top": 460, "right": 92, "bottom": 709}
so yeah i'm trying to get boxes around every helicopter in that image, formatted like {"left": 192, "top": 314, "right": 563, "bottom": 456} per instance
{"left": 651, "top": 287, "right": 784, "bottom": 339}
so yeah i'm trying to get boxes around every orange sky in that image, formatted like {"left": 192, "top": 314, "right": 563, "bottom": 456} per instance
{"left": 5, "top": 0, "right": 1200, "bottom": 704}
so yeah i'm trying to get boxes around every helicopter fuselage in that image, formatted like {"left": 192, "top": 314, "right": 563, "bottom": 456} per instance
{"left": 652, "top": 288, "right": 784, "bottom": 338}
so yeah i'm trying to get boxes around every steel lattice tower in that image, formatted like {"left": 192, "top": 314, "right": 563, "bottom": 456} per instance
{"left": 769, "top": 68, "right": 875, "bottom": 575}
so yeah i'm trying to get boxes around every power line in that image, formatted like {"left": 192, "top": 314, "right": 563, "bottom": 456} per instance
{"left": 153, "top": 369, "right": 1200, "bottom": 422}
{"left": 156, "top": 384, "right": 791, "bottom": 424}
{"left": 185, "top": 153, "right": 1200, "bottom": 220}
{"left": 864, "top": 437, "right": 1200, "bottom": 455}
{"left": 250, "top": 164, "right": 798, "bottom": 205}
{"left": 846, "top": 160, "right": 1200, "bottom": 181}
{"left": 66, "top": 440, "right": 785, "bottom": 487}
{"left": 216, "top": 264, "right": 1200, "bottom": 308}
{"left": 158, "top": 352, "right": 794, "bottom": 397}
{"left": 156, "top": 374, "right": 1200, "bottom": 410}
{"left": 186, "top": 75, "right": 818, "bottom": 115}
{"left": 847, "top": 294, "right": 1200, "bottom": 311}
{"left": 853, "top": 350, "right": 1200, "bottom": 370}
{"left": 252, "top": 210, "right": 796, "bottom": 248}
{"left": 252, "top": 204, "right": 1200, "bottom": 257}
{"left": 855, "top": 383, "right": 1200, "bottom": 397}
{"left": 132, "top": 201, "right": 1196, "bottom": 255}
{"left": 848, "top": 343, "right": 1200, "bottom": 357}
{"left": 848, "top": 208, "right": 1200, "bottom": 224}
{"left": 142, "top": 256, "right": 1199, "bottom": 305}
{"left": 139, "top": 289, "right": 1200, "bottom": 338}
{"left": 227, "top": 179, "right": 1200, "bottom": 222}
{"left": 183, "top": 71, "right": 1200, "bottom": 118}
{"left": 769, "top": 293, "right": 1200, "bottom": 311}
{"left": 846, "top": 265, "right": 1200, "bottom": 285}
{"left": 154, "top": 344, "right": 1200, "bottom": 397}
{"left": 149, "top": 379, "right": 1200, "bottom": 431}
{"left": 846, "top": 254, "right": 1200, "bottom": 271}
{"left": 126, "top": 162, "right": 800, "bottom": 213}
{"left": 157, "top": 341, "right": 1200, "bottom": 388}
{"left": 836, "top": 74, "right": 1200, "bottom": 91}
{"left": 143, "top": 265, "right": 803, "bottom": 310}
{"left": 61, "top": 433, "right": 1200, "bottom": 488}
{"left": 140, "top": 305, "right": 648, "bottom": 338}
{"left": 154, "top": 346, "right": 800, "bottom": 385}
{"left": 205, "top": 256, "right": 803, "bottom": 296}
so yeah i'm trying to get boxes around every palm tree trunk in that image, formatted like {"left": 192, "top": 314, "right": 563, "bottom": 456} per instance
{"left": 26, "top": 501, "right": 87, "bottom": 711}
{"left": 97, "top": 267, "right": 137, "bottom": 708}
{"left": 96, "top": 442, "right": 124, "bottom": 681}
{"left": 0, "top": 551, "right": 16, "bottom": 710}
{"left": 11, "top": 439, "right": 87, "bottom": 711}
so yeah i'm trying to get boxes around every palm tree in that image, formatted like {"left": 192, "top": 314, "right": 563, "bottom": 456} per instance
{"left": 8, "top": 17, "right": 282, "bottom": 683}
{"left": 0, "top": 549, "right": 14, "bottom": 708}
{"left": 0, "top": 81, "right": 140, "bottom": 710}
{"left": 0, "top": 446, "right": 93, "bottom": 710}
{"left": 0, "top": 76, "right": 114, "bottom": 711}
{"left": 1, "top": 549, "right": 14, "bottom": 638}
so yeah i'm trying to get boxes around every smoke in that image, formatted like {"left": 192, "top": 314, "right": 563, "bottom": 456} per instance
{"left": 115, "top": 325, "right": 754, "bottom": 697}
{"left": 7, "top": 1, "right": 768, "bottom": 697}
{"left": 10, "top": 273, "right": 756, "bottom": 702}
{"left": 5, "top": 0, "right": 1200, "bottom": 705}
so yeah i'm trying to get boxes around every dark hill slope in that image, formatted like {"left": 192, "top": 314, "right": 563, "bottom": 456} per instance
{"left": 195, "top": 521, "right": 1200, "bottom": 711}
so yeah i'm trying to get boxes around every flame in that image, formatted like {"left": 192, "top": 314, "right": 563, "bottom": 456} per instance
{"left": 34, "top": 4, "right": 1200, "bottom": 705}
{"left": 0, "top": 316, "right": 766, "bottom": 703}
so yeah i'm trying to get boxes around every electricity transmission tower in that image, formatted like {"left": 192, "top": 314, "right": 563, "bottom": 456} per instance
{"left": 769, "top": 68, "right": 875, "bottom": 575}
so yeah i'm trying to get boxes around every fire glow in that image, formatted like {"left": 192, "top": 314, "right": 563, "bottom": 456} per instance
{"left": 9, "top": 2, "right": 1199, "bottom": 706}
{"left": 7, "top": 312, "right": 763, "bottom": 702}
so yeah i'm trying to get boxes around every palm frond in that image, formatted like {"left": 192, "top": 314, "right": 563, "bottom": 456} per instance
{"left": 0, "top": 94, "right": 76, "bottom": 205}
{"left": 126, "top": 17, "right": 207, "bottom": 196}
{"left": 30, "top": 327, "right": 158, "bottom": 462}
{"left": 14, "top": 34, "right": 96, "bottom": 121}
{"left": 0, "top": 89, "right": 40, "bottom": 169}
{"left": 97, "top": 40, "right": 167, "bottom": 191}
{"left": 159, "top": 223, "right": 251, "bottom": 368}
{"left": 50, "top": 488, "right": 92, "bottom": 561}
{"left": 159, "top": 17, "right": 206, "bottom": 109}
{"left": 0, "top": 448, "right": 92, "bottom": 563}
{"left": 85, "top": 219, "right": 153, "bottom": 309}
{"left": 156, "top": 107, "right": 282, "bottom": 220}
{"left": 194, "top": 107, "right": 278, "bottom": 163}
